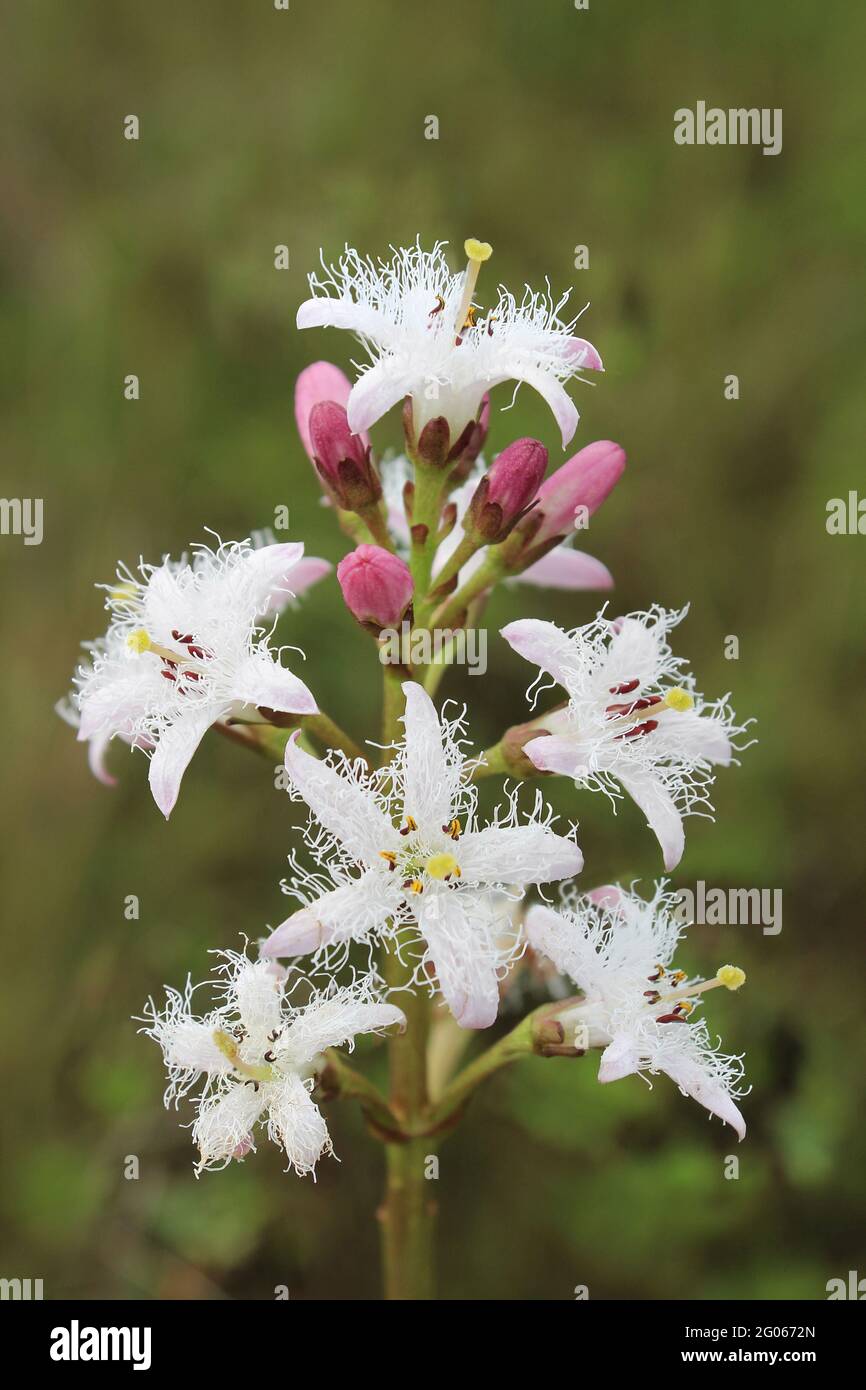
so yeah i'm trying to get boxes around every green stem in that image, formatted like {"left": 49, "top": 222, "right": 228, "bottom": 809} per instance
{"left": 429, "top": 550, "right": 505, "bottom": 630}
{"left": 409, "top": 460, "right": 445, "bottom": 600}
{"left": 303, "top": 711, "right": 367, "bottom": 764}
{"left": 317, "top": 1050, "right": 403, "bottom": 1142}
{"left": 379, "top": 947, "right": 436, "bottom": 1299}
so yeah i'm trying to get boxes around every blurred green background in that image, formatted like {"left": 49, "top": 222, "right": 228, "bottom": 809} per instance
{"left": 2, "top": 0, "right": 864, "bottom": 1301}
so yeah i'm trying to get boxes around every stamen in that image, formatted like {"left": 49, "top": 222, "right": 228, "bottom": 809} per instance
{"left": 428, "top": 294, "right": 445, "bottom": 318}
{"left": 127, "top": 628, "right": 207, "bottom": 670}
{"left": 380, "top": 850, "right": 398, "bottom": 871}
{"left": 442, "top": 818, "right": 462, "bottom": 840}
{"left": 399, "top": 817, "right": 418, "bottom": 837}
{"left": 653, "top": 964, "right": 747, "bottom": 1011}
{"left": 613, "top": 718, "right": 658, "bottom": 741}
{"left": 454, "top": 237, "right": 493, "bottom": 336}
{"left": 609, "top": 678, "right": 640, "bottom": 695}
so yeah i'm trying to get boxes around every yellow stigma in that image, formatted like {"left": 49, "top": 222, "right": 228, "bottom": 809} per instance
{"left": 716, "top": 964, "right": 746, "bottom": 991}
{"left": 455, "top": 240, "right": 493, "bottom": 335}
{"left": 212, "top": 1029, "right": 273, "bottom": 1082}
{"left": 127, "top": 628, "right": 153, "bottom": 654}
{"left": 663, "top": 686, "right": 695, "bottom": 712}
{"left": 425, "top": 852, "right": 460, "bottom": 881}
{"left": 464, "top": 237, "right": 493, "bottom": 263}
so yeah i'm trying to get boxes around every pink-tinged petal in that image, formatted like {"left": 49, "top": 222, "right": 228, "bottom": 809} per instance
{"left": 232, "top": 654, "right": 317, "bottom": 716}
{"left": 262, "top": 871, "right": 395, "bottom": 957}
{"left": 616, "top": 767, "right": 685, "bottom": 871}
{"left": 500, "top": 617, "right": 577, "bottom": 688}
{"left": 530, "top": 440, "right": 625, "bottom": 543}
{"left": 148, "top": 711, "right": 215, "bottom": 818}
{"left": 346, "top": 360, "right": 408, "bottom": 434}
{"left": 661, "top": 1052, "right": 746, "bottom": 1141}
{"left": 87, "top": 731, "right": 118, "bottom": 787}
{"left": 566, "top": 337, "right": 604, "bottom": 372}
{"left": 598, "top": 1033, "right": 642, "bottom": 1083}
{"left": 278, "top": 556, "right": 331, "bottom": 602}
{"left": 516, "top": 547, "right": 614, "bottom": 591}
{"left": 284, "top": 734, "right": 397, "bottom": 861}
{"left": 236, "top": 542, "right": 305, "bottom": 614}
{"left": 586, "top": 884, "right": 624, "bottom": 909}
{"left": 400, "top": 682, "right": 460, "bottom": 830}
{"left": 266, "top": 1074, "right": 331, "bottom": 1176}
{"left": 294, "top": 361, "right": 361, "bottom": 459}
{"left": 515, "top": 367, "right": 579, "bottom": 449}
{"left": 418, "top": 891, "right": 501, "bottom": 1030}
{"left": 524, "top": 733, "right": 591, "bottom": 779}
{"left": 458, "top": 825, "right": 582, "bottom": 886}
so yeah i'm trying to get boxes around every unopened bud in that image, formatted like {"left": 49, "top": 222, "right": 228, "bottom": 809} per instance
{"left": 336, "top": 544, "right": 414, "bottom": 632}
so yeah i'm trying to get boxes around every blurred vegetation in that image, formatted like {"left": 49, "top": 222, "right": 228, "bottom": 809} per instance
{"left": 1, "top": 0, "right": 864, "bottom": 1300}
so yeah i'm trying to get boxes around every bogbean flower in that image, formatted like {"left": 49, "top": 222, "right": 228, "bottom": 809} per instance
{"left": 296, "top": 238, "right": 602, "bottom": 448}
{"left": 262, "top": 682, "right": 583, "bottom": 1029}
{"left": 143, "top": 952, "right": 405, "bottom": 1176}
{"left": 501, "top": 605, "right": 750, "bottom": 870}
{"left": 72, "top": 539, "right": 323, "bottom": 817}
{"left": 526, "top": 883, "right": 748, "bottom": 1138}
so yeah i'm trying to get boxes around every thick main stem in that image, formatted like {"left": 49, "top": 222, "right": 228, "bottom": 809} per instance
{"left": 379, "top": 949, "right": 437, "bottom": 1299}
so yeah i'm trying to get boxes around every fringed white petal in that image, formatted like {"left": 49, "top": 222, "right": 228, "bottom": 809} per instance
{"left": 284, "top": 734, "right": 397, "bottom": 862}
{"left": 193, "top": 1083, "right": 268, "bottom": 1172}
{"left": 458, "top": 824, "right": 582, "bottom": 886}
{"left": 500, "top": 618, "right": 579, "bottom": 690}
{"left": 616, "top": 767, "right": 685, "bottom": 871}
{"left": 232, "top": 653, "right": 317, "bottom": 716}
{"left": 418, "top": 889, "right": 503, "bottom": 1030}
{"left": 400, "top": 682, "right": 461, "bottom": 830}
{"left": 262, "top": 870, "right": 397, "bottom": 957}
{"left": 267, "top": 1074, "right": 331, "bottom": 1176}
{"left": 148, "top": 709, "right": 216, "bottom": 818}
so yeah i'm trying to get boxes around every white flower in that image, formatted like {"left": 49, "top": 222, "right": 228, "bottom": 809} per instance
{"left": 381, "top": 455, "right": 612, "bottom": 593}
{"left": 73, "top": 539, "right": 320, "bottom": 817}
{"left": 526, "top": 883, "right": 748, "bottom": 1139}
{"left": 297, "top": 239, "right": 602, "bottom": 448}
{"left": 262, "top": 681, "right": 583, "bottom": 1029}
{"left": 143, "top": 952, "right": 404, "bottom": 1176}
{"left": 502, "top": 605, "right": 750, "bottom": 870}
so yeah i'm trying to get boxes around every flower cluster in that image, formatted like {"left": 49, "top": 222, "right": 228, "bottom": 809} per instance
{"left": 62, "top": 236, "right": 752, "bottom": 1180}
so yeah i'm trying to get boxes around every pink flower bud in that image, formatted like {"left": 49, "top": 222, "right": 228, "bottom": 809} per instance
{"left": 526, "top": 440, "right": 625, "bottom": 546}
{"left": 336, "top": 545, "right": 414, "bottom": 631}
{"left": 308, "top": 401, "right": 382, "bottom": 511}
{"left": 464, "top": 437, "right": 548, "bottom": 544}
{"left": 294, "top": 361, "right": 369, "bottom": 460}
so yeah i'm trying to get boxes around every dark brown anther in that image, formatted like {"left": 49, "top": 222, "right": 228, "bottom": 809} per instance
{"left": 609, "top": 678, "right": 640, "bottom": 695}
{"left": 613, "top": 719, "right": 659, "bottom": 741}
{"left": 263, "top": 1050, "right": 276, "bottom": 1063}
{"left": 656, "top": 1013, "right": 689, "bottom": 1025}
